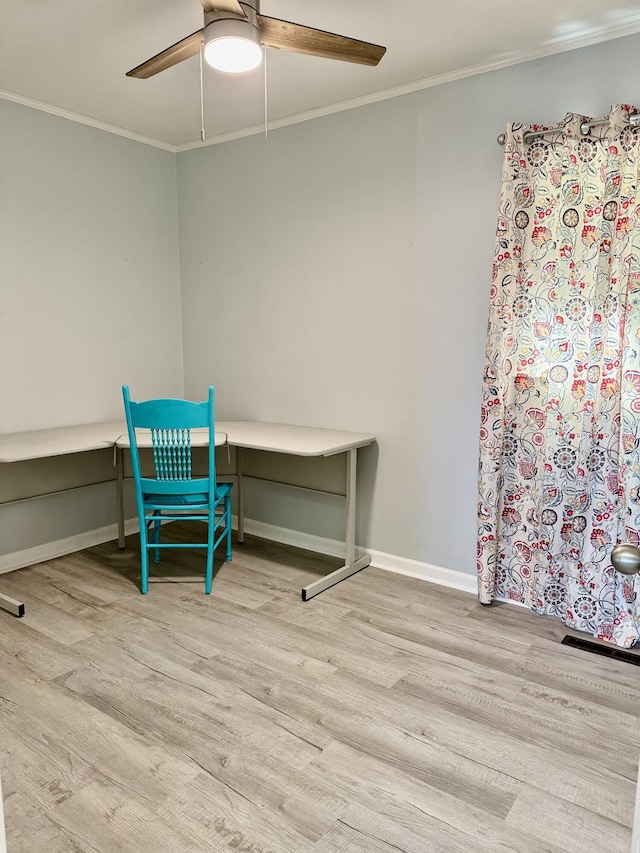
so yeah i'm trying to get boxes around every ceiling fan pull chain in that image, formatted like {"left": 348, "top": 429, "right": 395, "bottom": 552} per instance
{"left": 263, "top": 46, "right": 268, "bottom": 138}
{"left": 200, "top": 43, "right": 206, "bottom": 142}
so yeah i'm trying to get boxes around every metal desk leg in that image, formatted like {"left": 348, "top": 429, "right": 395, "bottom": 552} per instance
{"left": 236, "top": 447, "right": 245, "bottom": 544}
{"left": 301, "top": 447, "right": 370, "bottom": 601}
{"left": 0, "top": 592, "right": 25, "bottom": 617}
{"left": 116, "top": 447, "right": 126, "bottom": 549}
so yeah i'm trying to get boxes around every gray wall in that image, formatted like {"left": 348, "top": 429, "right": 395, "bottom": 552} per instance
{"left": 3, "top": 34, "right": 640, "bottom": 573}
{"left": 177, "top": 33, "right": 640, "bottom": 575}
{"left": 0, "top": 101, "right": 183, "bottom": 555}
{"left": 0, "top": 100, "right": 184, "bottom": 433}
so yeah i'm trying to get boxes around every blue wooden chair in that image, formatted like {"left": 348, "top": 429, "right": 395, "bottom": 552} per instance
{"left": 122, "top": 385, "right": 232, "bottom": 594}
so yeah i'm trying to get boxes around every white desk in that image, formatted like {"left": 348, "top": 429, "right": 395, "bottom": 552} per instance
{"left": 224, "top": 422, "right": 374, "bottom": 599}
{"left": 0, "top": 421, "right": 125, "bottom": 463}
{"left": 116, "top": 421, "right": 375, "bottom": 600}
{"left": 0, "top": 421, "right": 127, "bottom": 617}
{"left": 1, "top": 419, "right": 375, "bottom": 608}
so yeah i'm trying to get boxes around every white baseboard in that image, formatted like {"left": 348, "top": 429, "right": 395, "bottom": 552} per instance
{"left": 368, "top": 549, "right": 477, "bottom": 595}
{"left": 240, "top": 518, "right": 478, "bottom": 596}
{"left": 240, "top": 517, "right": 345, "bottom": 559}
{"left": 0, "top": 515, "right": 479, "bottom": 600}
{"left": 0, "top": 519, "right": 140, "bottom": 574}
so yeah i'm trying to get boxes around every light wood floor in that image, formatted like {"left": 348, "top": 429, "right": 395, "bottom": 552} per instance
{"left": 0, "top": 523, "right": 638, "bottom": 852}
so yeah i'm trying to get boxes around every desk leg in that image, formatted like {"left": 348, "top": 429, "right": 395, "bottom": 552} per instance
{"left": 301, "top": 447, "right": 370, "bottom": 601}
{"left": 0, "top": 592, "right": 25, "bottom": 618}
{"left": 116, "top": 447, "right": 126, "bottom": 549}
{"left": 236, "top": 447, "right": 244, "bottom": 544}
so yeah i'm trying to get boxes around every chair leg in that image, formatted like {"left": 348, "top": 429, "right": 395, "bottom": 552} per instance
{"left": 139, "top": 512, "right": 150, "bottom": 595}
{"left": 205, "top": 509, "right": 215, "bottom": 595}
{"left": 225, "top": 497, "right": 232, "bottom": 562}
{"left": 153, "top": 513, "right": 161, "bottom": 563}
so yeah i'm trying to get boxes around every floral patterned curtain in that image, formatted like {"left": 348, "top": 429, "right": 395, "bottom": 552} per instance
{"left": 478, "top": 104, "right": 640, "bottom": 648}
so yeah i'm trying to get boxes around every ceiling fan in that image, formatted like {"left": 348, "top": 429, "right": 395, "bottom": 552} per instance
{"left": 126, "top": 0, "right": 386, "bottom": 78}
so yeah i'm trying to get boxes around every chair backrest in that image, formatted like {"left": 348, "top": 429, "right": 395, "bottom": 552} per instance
{"left": 122, "top": 386, "right": 216, "bottom": 499}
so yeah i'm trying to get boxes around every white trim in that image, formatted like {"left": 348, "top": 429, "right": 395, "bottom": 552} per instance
{"left": 239, "top": 517, "right": 478, "bottom": 596}
{"left": 495, "top": 596, "right": 530, "bottom": 609}
{"left": 240, "top": 517, "right": 346, "bottom": 560}
{"left": 0, "top": 89, "right": 175, "bottom": 152}
{"left": 0, "top": 519, "right": 141, "bottom": 574}
{"left": 0, "top": 514, "right": 481, "bottom": 599}
{"left": 2, "top": 23, "right": 640, "bottom": 152}
{"left": 177, "top": 23, "right": 640, "bottom": 151}
{"left": 366, "top": 548, "right": 477, "bottom": 596}
{"left": 0, "top": 514, "right": 534, "bottom": 606}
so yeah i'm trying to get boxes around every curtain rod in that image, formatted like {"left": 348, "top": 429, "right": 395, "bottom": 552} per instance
{"left": 497, "top": 112, "right": 640, "bottom": 146}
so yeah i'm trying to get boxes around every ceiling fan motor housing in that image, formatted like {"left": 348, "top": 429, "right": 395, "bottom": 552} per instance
{"left": 204, "top": 1, "right": 260, "bottom": 43}
{"left": 204, "top": 0, "right": 260, "bottom": 34}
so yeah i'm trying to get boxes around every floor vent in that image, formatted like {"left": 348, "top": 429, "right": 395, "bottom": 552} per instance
{"left": 561, "top": 635, "right": 640, "bottom": 665}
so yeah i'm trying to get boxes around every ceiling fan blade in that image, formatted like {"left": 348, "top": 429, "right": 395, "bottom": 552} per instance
{"left": 258, "top": 16, "right": 386, "bottom": 66}
{"left": 126, "top": 30, "right": 204, "bottom": 79}
{"left": 200, "top": 0, "right": 246, "bottom": 15}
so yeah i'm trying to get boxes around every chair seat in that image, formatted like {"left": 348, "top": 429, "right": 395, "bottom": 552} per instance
{"left": 144, "top": 482, "right": 232, "bottom": 507}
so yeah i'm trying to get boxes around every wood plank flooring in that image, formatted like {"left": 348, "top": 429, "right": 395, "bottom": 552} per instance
{"left": 0, "top": 523, "right": 638, "bottom": 852}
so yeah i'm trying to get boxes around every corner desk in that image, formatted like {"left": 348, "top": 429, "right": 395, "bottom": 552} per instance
{"left": 0, "top": 419, "right": 375, "bottom": 614}
{"left": 0, "top": 421, "right": 125, "bottom": 618}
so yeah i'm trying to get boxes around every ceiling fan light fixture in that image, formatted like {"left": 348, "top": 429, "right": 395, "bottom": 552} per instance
{"left": 204, "top": 18, "right": 262, "bottom": 73}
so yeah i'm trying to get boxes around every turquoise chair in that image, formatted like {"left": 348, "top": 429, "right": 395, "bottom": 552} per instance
{"left": 122, "top": 385, "right": 232, "bottom": 594}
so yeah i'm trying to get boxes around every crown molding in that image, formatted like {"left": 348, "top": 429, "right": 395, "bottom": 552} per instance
{"left": 3, "top": 21, "right": 640, "bottom": 153}
{"left": 176, "top": 22, "right": 640, "bottom": 150}
{"left": 0, "top": 89, "right": 177, "bottom": 152}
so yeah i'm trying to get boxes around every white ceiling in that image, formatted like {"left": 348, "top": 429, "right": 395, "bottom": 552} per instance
{"left": 1, "top": 0, "right": 640, "bottom": 150}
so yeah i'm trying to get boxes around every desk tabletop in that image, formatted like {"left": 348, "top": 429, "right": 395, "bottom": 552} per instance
{"left": 0, "top": 421, "right": 126, "bottom": 463}
{"left": 0, "top": 420, "right": 375, "bottom": 462}
{"left": 219, "top": 421, "right": 375, "bottom": 457}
